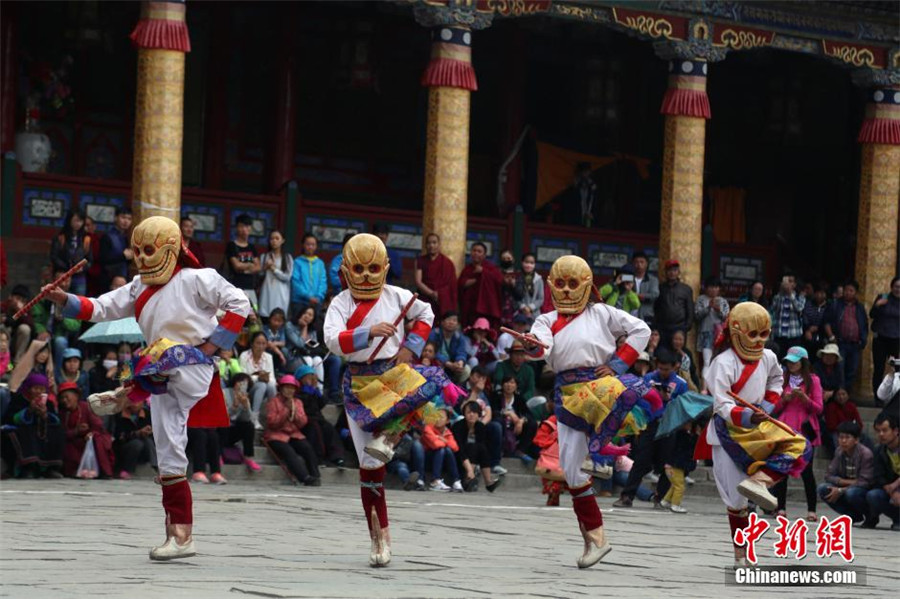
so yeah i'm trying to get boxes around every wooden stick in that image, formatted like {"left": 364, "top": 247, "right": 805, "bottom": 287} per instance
{"left": 727, "top": 390, "right": 798, "bottom": 436}
{"left": 367, "top": 293, "right": 419, "bottom": 364}
{"left": 499, "top": 326, "right": 550, "bottom": 350}
{"left": 13, "top": 258, "right": 88, "bottom": 320}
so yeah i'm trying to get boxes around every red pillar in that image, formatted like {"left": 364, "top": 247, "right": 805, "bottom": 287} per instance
{"left": 1, "top": 3, "right": 18, "bottom": 153}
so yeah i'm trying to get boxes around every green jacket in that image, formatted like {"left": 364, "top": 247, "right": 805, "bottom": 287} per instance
{"left": 31, "top": 300, "right": 82, "bottom": 337}
{"left": 599, "top": 283, "right": 641, "bottom": 315}
{"left": 492, "top": 360, "right": 536, "bottom": 400}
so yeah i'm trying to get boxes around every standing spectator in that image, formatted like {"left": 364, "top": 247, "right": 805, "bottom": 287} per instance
{"left": 57, "top": 348, "right": 89, "bottom": 396}
{"left": 294, "top": 365, "right": 344, "bottom": 467}
{"left": 599, "top": 269, "right": 641, "bottom": 316}
{"left": 427, "top": 311, "right": 471, "bottom": 385}
{"left": 868, "top": 413, "right": 899, "bottom": 530}
{"left": 814, "top": 344, "right": 844, "bottom": 402}
{"left": 817, "top": 422, "right": 873, "bottom": 523}
{"left": 239, "top": 331, "right": 277, "bottom": 428}
{"left": 458, "top": 242, "right": 503, "bottom": 328}
{"left": 802, "top": 284, "right": 830, "bottom": 356}
{"left": 823, "top": 281, "right": 868, "bottom": 391}
{"left": 738, "top": 280, "right": 768, "bottom": 308}
{"left": 869, "top": 276, "right": 900, "bottom": 398}
{"left": 422, "top": 408, "right": 463, "bottom": 492}
{"left": 632, "top": 251, "right": 659, "bottom": 324}
{"left": 219, "top": 373, "right": 262, "bottom": 473}
{"left": 416, "top": 233, "right": 459, "bottom": 320}
{"left": 659, "top": 422, "right": 701, "bottom": 513}
{"left": 180, "top": 216, "right": 206, "bottom": 267}
{"left": 263, "top": 375, "right": 321, "bottom": 486}
{"left": 653, "top": 259, "right": 693, "bottom": 345}
{"left": 876, "top": 356, "right": 899, "bottom": 418}
{"left": 112, "top": 400, "right": 156, "bottom": 479}
{"left": 97, "top": 206, "right": 133, "bottom": 290}
{"left": 694, "top": 276, "right": 729, "bottom": 382}
{"left": 670, "top": 330, "right": 700, "bottom": 391}
{"left": 498, "top": 249, "right": 522, "bottom": 328}
{"left": 451, "top": 401, "right": 503, "bottom": 492}
{"left": 2, "top": 285, "right": 34, "bottom": 363}
{"left": 515, "top": 253, "right": 544, "bottom": 317}
{"left": 50, "top": 209, "right": 92, "bottom": 295}
{"left": 824, "top": 388, "right": 864, "bottom": 450}
{"left": 770, "top": 347, "right": 822, "bottom": 520}
{"left": 770, "top": 274, "right": 806, "bottom": 359}
{"left": 328, "top": 233, "right": 354, "bottom": 297}
{"left": 226, "top": 214, "right": 262, "bottom": 310}
{"left": 31, "top": 266, "right": 82, "bottom": 367}
{"left": 89, "top": 345, "right": 130, "bottom": 397}
{"left": 372, "top": 224, "right": 403, "bottom": 285}
{"left": 3, "top": 373, "right": 64, "bottom": 478}
{"left": 258, "top": 230, "right": 293, "bottom": 320}
{"left": 290, "top": 233, "right": 327, "bottom": 319}
{"left": 84, "top": 216, "right": 105, "bottom": 296}
{"left": 832, "top": 284, "right": 844, "bottom": 303}
{"left": 492, "top": 341, "right": 536, "bottom": 400}
{"left": 59, "top": 382, "right": 114, "bottom": 479}
{"left": 492, "top": 375, "right": 537, "bottom": 462}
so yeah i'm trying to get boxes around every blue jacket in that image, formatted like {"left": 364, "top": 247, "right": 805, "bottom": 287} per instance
{"left": 643, "top": 370, "right": 688, "bottom": 402}
{"left": 824, "top": 300, "right": 868, "bottom": 347}
{"left": 328, "top": 255, "right": 343, "bottom": 295}
{"left": 291, "top": 255, "right": 327, "bottom": 304}
{"left": 427, "top": 329, "right": 470, "bottom": 364}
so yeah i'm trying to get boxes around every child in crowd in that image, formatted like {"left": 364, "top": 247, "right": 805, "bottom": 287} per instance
{"left": 263, "top": 308, "right": 288, "bottom": 372}
{"left": 112, "top": 399, "right": 156, "bottom": 479}
{"left": 294, "top": 365, "right": 344, "bottom": 467}
{"left": 422, "top": 408, "right": 463, "bottom": 492}
{"left": 263, "top": 375, "right": 320, "bottom": 486}
{"left": 418, "top": 341, "right": 440, "bottom": 368}
{"left": 465, "top": 318, "right": 500, "bottom": 374}
{"left": 823, "top": 388, "right": 867, "bottom": 452}
{"left": 533, "top": 404, "right": 566, "bottom": 505}
{"left": 58, "top": 348, "right": 90, "bottom": 394}
{"left": 216, "top": 347, "right": 243, "bottom": 386}
{"left": 220, "top": 373, "right": 262, "bottom": 473}
{"left": 660, "top": 420, "right": 702, "bottom": 513}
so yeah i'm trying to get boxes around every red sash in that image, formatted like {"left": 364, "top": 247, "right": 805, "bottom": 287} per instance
{"left": 134, "top": 266, "right": 181, "bottom": 321}
{"left": 693, "top": 359, "right": 759, "bottom": 460}
{"left": 348, "top": 299, "right": 377, "bottom": 328}
{"left": 550, "top": 312, "right": 580, "bottom": 336}
{"left": 187, "top": 371, "right": 229, "bottom": 428}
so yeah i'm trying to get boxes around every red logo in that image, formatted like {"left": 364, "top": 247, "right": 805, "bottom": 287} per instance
{"left": 773, "top": 515, "right": 808, "bottom": 559}
{"left": 815, "top": 515, "right": 854, "bottom": 563}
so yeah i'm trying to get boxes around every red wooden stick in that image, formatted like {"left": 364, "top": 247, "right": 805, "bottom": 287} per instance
{"left": 367, "top": 293, "right": 419, "bottom": 364}
{"left": 727, "top": 390, "right": 798, "bottom": 436}
{"left": 13, "top": 258, "right": 88, "bottom": 320}
{"left": 499, "top": 326, "right": 550, "bottom": 350}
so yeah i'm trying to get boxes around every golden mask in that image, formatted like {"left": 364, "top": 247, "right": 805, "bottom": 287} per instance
{"left": 548, "top": 255, "right": 593, "bottom": 315}
{"left": 728, "top": 302, "right": 771, "bottom": 362}
{"left": 131, "top": 216, "right": 181, "bottom": 286}
{"left": 341, "top": 233, "right": 389, "bottom": 300}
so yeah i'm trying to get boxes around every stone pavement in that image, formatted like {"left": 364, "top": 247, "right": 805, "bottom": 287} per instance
{"left": 1, "top": 478, "right": 897, "bottom": 599}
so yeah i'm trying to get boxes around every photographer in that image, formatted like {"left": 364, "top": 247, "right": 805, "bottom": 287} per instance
{"left": 876, "top": 356, "right": 900, "bottom": 418}
{"left": 816, "top": 421, "right": 872, "bottom": 523}
{"left": 770, "top": 274, "right": 806, "bottom": 360}
{"left": 613, "top": 348, "right": 687, "bottom": 508}
{"left": 599, "top": 268, "right": 641, "bottom": 316}
{"left": 870, "top": 277, "right": 900, "bottom": 399}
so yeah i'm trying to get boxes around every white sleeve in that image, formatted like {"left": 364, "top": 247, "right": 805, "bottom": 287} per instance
{"left": 605, "top": 305, "right": 651, "bottom": 354}
{"left": 526, "top": 314, "right": 554, "bottom": 361}
{"left": 765, "top": 353, "right": 784, "bottom": 395}
{"left": 877, "top": 373, "right": 900, "bottom": 401}
{"left": 84, "top": 278, "right": 139, "bottom": 322}
{"left": 193, "top": 269, "right": 251, "bottom": 319}
{"left": 323, "top": 294, "right": 352, "bottom": 357}
{"left": 707, "top": 357, "right": 738, "bottom": 422}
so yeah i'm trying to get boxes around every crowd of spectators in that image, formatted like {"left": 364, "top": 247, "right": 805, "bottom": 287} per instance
{"left": 1, "top": 210, "right": 897, "bottom": 529}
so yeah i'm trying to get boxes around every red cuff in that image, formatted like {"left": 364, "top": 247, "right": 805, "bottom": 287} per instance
{"left": 730, "top": 406, "right": 745, "bottom": 426}
{"left": 408, "top": 320, "right": 431, "bottom": 340}
{"left": 339, "top": 329, "right": 356, "bottom": 354}
{"left": 615, "top": 343, "right": 639, "bottom": 367}
{"left": 76, "top": 296, "right": 94, "bottom": 320}
{"left": 219, "top": 311, "right": 245, "bottom": 333}
{"left": 764, "top": 390, "right": 781, "bottom": 407}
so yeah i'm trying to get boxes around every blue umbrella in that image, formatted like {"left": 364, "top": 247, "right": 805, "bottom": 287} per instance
{"left": 79, "top": 317, "right": 145, "bottom": 345}
{"left": 655, "top": 391, "right": 714, "bottom": 438}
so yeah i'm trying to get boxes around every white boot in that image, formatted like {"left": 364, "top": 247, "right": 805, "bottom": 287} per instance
{"left": 368, "top": 509, "right": 391, "bottom": 567}
{"left": 737, "top": 471, "right": 777, "bottom": 512}
{"left": 576, "top": 523, "right": 612, "bottom": 569}
{"left": 364, "top": 435, "right": 395, "bottom": 464}
{"left": 733, "top": 547, "right": 749, "bottom": 569}
{"left": 88, "top": 387, "right": 129, "bottom": 416}
{"left": 150, "top": 524, "right": 196, "bottom": 561}
{"left": 580, "top": 459, "right": 613, "bottom": 479}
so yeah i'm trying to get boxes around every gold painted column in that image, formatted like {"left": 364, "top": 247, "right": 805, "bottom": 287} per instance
{"left": 129, "top": 0, "right": 191, "bottom": 222}
{"left": 855, "top": 85, "right": 900, "bottom": 396}
{"left": 421, "top": 26, "right": 477, "bottom": 275}
{"left": 658, "top": 59, "right": 711, "bottom": 299}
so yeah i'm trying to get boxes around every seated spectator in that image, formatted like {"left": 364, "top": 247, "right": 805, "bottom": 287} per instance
{"left": 492, "top": 375, "right": 537, "bottom": 463}
{"left": 599, "top": 268, "right": 641, "bottom": 316}
{"left": 824, "top": 388, "right": 864, "bottom": 450}
{"left": 533, "top": 408, "right": 566, "bottom": 505}
{"left": 496, "top": 313, "right": 531, "bottom": 360}
{"left": 285, "top": 305, "right": 328, "bottom": 393}
{"left": 3, "top": 373, "right": 65, "bottom": 478}
{"left": 646, "top": 328, "right": 661, "bottom": 365}
{"left": 239, "top": 331, "right": 277, "bottom": 428}
{"left": 9, "top": 339, "right": 56, "bottom": 397}
{"left": 58, "top": 382, "right": 114, "bottom": 479}
{"left": 463, "top": 366, "right": 505, "bottom": 475}
{"left": 427, "top": 311, "right": 471, "bottom": 385}
{"left": 387, "top": 432, "right": 426, "bottom": 491}
{"left": 294, "top": 365, "right": 344, "bottom": 467}
{"left": 216, "top": 346, "right": 243, "bottom": 386}
{"left": 451, "top": 401, "right": 503, "bottom": 493}
{"left": 188, "top": 426, "right": 225, "bottom": 484}
{"left": 57, "top": 348, "right": 89, "bottom": 396}
{"left": 418, "top": 341, "right": 441, "bottom": 367}
{"left": 631, "top": 352, "right": 651, "bottom": 377}
{"left": 112, "top": 400, "right": 156, "bottom": 479}
{"left": 814, "top": 344, "right": 844, "bottom": 403}
{"left": 234, "top": 311, "right": 263, "bottom": 355}
{"left": 492, "top": 341, "right": 536, "bottom": 400}
{"left": 2, "top": 284, "right": 34, "bottom": 363}
{"left": 465, "top": 317, "right": 499, "bottom": 373}
{"left": 263, "top": 375, "right": 321, "bottom": 486}
{"left": 89, "top": 345, "right": 130, "bottom": 397}
{"left": 263, "top": 308, "right": 289, "bottom": 373}
{"left": 817, "top": 421, "right": 873, "bottom": 523}
{"left": 868, "top": 413, "right": 900, "bottom": 530}
{"left": 219, "top": 373, "right": 261, "bottom": 473}
{"left": 31, "top": 266, "right": 82, "bottom": 368}
{"left": 422, "top": 408, "right": 463, "bottom": 492}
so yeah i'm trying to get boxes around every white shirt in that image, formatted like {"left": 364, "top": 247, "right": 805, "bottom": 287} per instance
{"left": 877, "top": 372, "right": 899, "bottom": 402}
{"left": 496, "top": 332, "right": 515, "bottom": 360}
{"left": 74, "top": 269, "right": 250, "bottom": 347}
{"left": 239, "top": 349, "right": 275, "bottom": 384}
{"left": 528, "top": 303, "right": 650, "bottom": 374}
{"left": 324, "top": 285, "right": 434, "bottom": 363}
{"left": 704, "top": 348, "right": 783, "bottom": 445}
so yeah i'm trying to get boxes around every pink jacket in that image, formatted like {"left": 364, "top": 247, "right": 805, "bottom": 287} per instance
{"left": 422, "top": 424, "right": 459, "bottom": 452}
{"left": 263, "top": 395, "right": 308, "bottom": 444}
{"left": 774, "top": 373, "right": 823, "bottom": 447}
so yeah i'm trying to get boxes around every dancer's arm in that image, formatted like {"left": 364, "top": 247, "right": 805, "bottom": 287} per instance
{"left": 604, "top": 305, "right": 651, "bottom": 375}
{"left": 56, "top": 278, "right": 137, "bottom": 322}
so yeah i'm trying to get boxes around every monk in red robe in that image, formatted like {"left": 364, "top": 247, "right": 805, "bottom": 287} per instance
{"left": 415, "top": 233, "right": 458, "bottom": 319}
{"left": 457, "top": 242, "right": 503, "bottom": 329}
